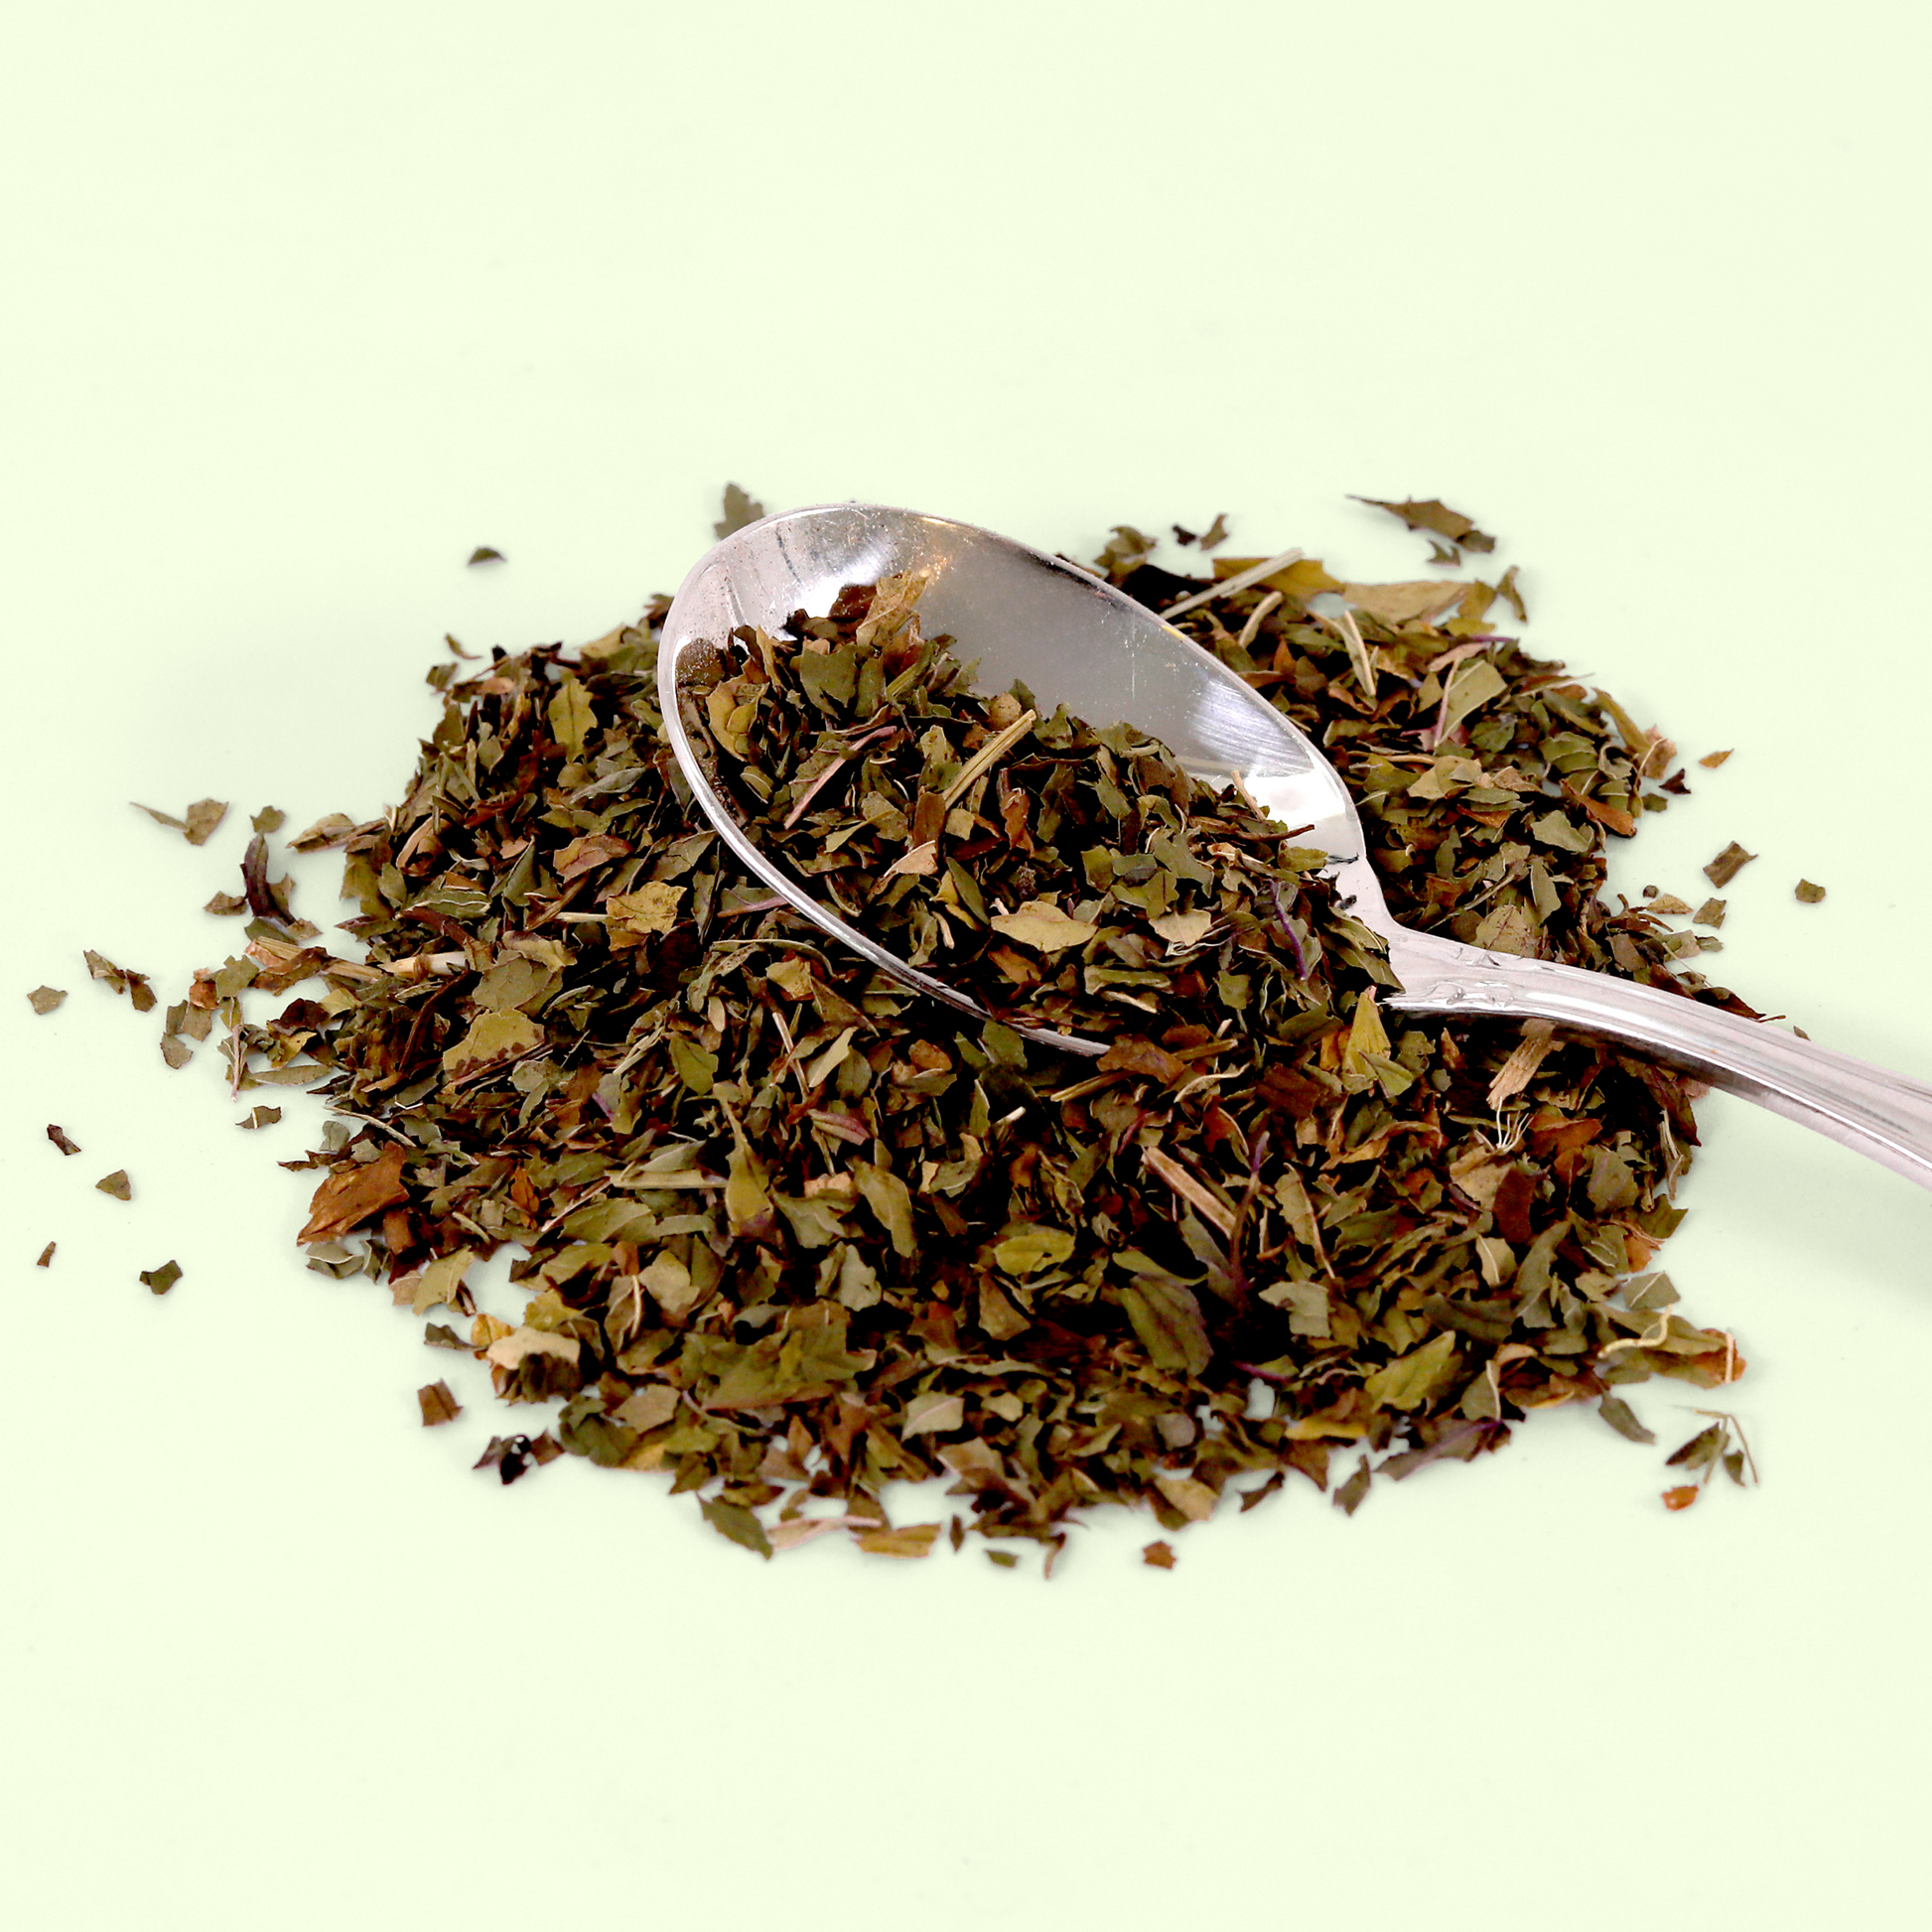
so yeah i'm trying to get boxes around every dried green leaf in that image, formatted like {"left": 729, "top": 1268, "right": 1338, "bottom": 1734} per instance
{"left": 139, "top": 1259, "right": 182, "bottom": 1295}
{"left": 95, "top": 1170, "right": 131, "bottom": 1200}
{"left": 701, "top": 1496, "right": 773, "bottom": 1559}
{"left": 1351, "top": 495, "right": 1496, "bottom": 553}
{"left": 1597, "top": 1394, "right": 1656, "bottom": 1445}
{"left": 713, "top": 484, "right": 765, "bottom": 540}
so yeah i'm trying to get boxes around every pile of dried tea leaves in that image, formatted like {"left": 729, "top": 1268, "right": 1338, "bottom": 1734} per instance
{"left": 141, "top": 496, "right": 1759, "bottom": 1567}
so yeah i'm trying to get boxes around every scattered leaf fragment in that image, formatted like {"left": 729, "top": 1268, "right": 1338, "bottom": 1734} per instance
{"left": 713, "top": 483, "right": 765, "bottom": 539}
{"left": 1795, "top": 880, "right": 1826, "bottom": 903}
{"left": 47, "top": 1124, "right": 81, "bottom": 1157}
{"left": 139, "top": 1260, "right": 182, "bottom": 1296}
{"left": 1597, "top": 1394, "right": 1656, "bottom": 1446}
{"left": 1662, "top": 1485, "right": 1700, "bottom": 1511}
{"left": 83, "top": 950, "right": 156, "bottom": 1012}
{"left": 36, "top": 1242, "right": 55, "bottom": 1268}
{"left": 95, "top": 1170, "right": 131, "bottom": 1200}
{"left": 237, "top": 1106, "right": 283, "bottom": 1130}
{"left": 1142, "top": 1540, "right": 1176, "bottom": 1570}
{"left": 133, "top": 798, "right": 228, "bottom": 845}
{"left": 1351, "top": 495, "right": 1496, "bottom": 554}
{"left": 467, "top": 546, "right": 505, "bottom": 565}
{"left": 27, "top": 986, "right": 67, "bottom": 1015}
{"left": 418, "top": 1380, "right": 462, "bottom": 1425}
{"left": 1703, "top": 842, "right": 1756, "bottom": 888}
{"left": 1697, "top": 750, "right": 1732, "bottom": 769}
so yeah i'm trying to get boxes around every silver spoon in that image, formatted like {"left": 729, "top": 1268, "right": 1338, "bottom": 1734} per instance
{"left": 658, "top": 502, "right": 1932, "bottom": 1189}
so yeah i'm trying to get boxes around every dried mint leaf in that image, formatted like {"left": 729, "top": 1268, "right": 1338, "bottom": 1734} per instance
{"left": 1704, "top": 842, "right": 1756, "bottom": 888}
{"left": 713, "top": 483, "right": 765, "bottom": 540}
{"left": 1795, "top": 880, "right": 1826, "bottom": 903}
{"left": 1351, "top": 495, "right": 1496, "bottom": 554}
{"left": 467, "top": 546, "right": 505, "bottom": 566}
{"left": 95, "top": 1170, "right": 130, "bottom": 1200}
{"left": 139, "top": 1260, "right": 182, "bottom": 1296}
{"left": 28, "top": 986, "right": 67, "bottom": 1015}
{"left": 418, "top": 1380, "right": 462, "bottom": 1425}
{"left": 133, "top": 798, "right": 228, "bottom": 845}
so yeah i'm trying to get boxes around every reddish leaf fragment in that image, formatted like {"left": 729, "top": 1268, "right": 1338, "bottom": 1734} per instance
{"left": 1142, "top": 1540, "right": 1177, "bottom": 1569}
{"left": 298, "top": 1143, "right": 407, "bottom": 1243}
{"left": 47, "top": 1124, "right": 80, "bottom": 1157}
{"left": 36, "top": 1242, "right": 55, "bottom": 1268}
{"left": 1662, "top": 1485, "right": 1700, "bottom": 1511}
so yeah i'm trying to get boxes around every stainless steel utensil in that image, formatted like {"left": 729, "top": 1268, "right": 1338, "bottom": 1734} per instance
{"left": 658, "top": 502, "right": 1932, "bottom": 1188}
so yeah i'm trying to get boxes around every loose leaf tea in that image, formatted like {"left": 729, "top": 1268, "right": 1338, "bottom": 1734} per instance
{"left": 28, "top": 986, "right": 67, "bottom": 1015}
{"left": 714, "top": 483, "right": 765, "bottom": 539}
{"left": 47, "top": 1124, "right": 80, "bottom": 1156}
{"left": 37, "top": 1242, "right": 55, "bottom": 1268}
{"left": 1795, "top": 880, "right": 1826, "bottom": 903}
{"left": 84, "top": 950, "right": 156, "bottom": 1013}
{"left": 467, "top": 547, "right": 505, "bottom": 566}
{"left": 1704, "top": 842, "right": 1756, "bottom": 888}
{"left": 140, "top": 1260, "right": 182, "bottom": 1296}
{"left": 173, "top": 494, "right": 1762, "bottom": 1571}
{"left": 1660, "top": 1407, "right": 1757, "bottom": 1509}
{"left": 95, "top": 1170, "right": 131, "bottom": 1200}
{"left": 419, "top": 1380, "right": 462, "bottom": 1425}
{"left": 1351, "top": 495, "right": 1497, "bottom": 555}
{"left": 133, "top": 798, "right": 228, "bottom": 846}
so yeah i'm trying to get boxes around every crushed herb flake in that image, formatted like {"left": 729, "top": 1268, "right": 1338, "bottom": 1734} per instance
{"left": 1704, "top": 842, "right": 1756, "bottom": 888}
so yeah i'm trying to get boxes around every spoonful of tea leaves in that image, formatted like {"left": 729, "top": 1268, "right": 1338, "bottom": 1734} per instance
{"left": 659, "top": 503, "right": 1932, "bottom": 1189}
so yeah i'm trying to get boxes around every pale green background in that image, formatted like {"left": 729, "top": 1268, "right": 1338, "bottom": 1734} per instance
{"left": 4, "top": 3, "right": 1930, "bottom": 1928}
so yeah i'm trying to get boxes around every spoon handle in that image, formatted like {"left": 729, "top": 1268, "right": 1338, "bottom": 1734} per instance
{"left": 1384, "top": 926, "right": 1932, "bottom": 1190}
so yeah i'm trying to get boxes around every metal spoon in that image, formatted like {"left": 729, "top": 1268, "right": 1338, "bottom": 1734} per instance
{"left": 658, "top": 502, "right": 1932, "bottom": 1189}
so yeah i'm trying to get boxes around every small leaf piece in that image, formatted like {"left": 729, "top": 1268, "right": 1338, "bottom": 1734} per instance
{"left": 139, "top": 1260, "right": 182, "bottom": 1295}
{"left": 95, "top": 1170, "right": 131, "bottom": 1200}
{"left": 418, "top": 1381, "right": 462, "bottom": 1425}
{"left": 28, "top": 987, "right": 67, "bottom": 1015}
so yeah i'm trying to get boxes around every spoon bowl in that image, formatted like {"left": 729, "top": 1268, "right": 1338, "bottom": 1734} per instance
{"left": 659, "top": 502, "right": 1932, "bottom": 1188}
